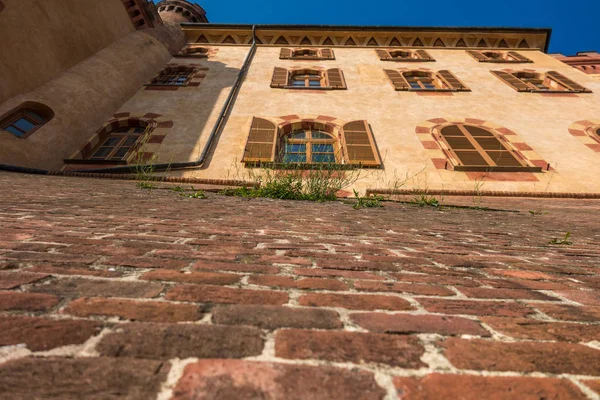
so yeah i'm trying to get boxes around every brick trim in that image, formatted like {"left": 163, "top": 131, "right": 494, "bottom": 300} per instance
{"left": 415, "top": 117, "right": 551, "bottom": 176}
{"left": 366, "top": 188, "right": 600, "bottom": 199}
{"left": 64, "top": 113, "right": 174, "bottom": 167}
{"left": 568, "top": 120, "right": 600, "bottom": 151}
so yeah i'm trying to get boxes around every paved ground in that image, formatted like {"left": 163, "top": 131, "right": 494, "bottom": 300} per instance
{"left": 0, "top": 171, "right": 599, "bottom": 400}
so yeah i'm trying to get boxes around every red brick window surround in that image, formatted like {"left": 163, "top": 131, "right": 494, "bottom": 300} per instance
{"left": 376, "top": 49, "right": 435, "bottom": 62}
{"left": 271, "top": 67, "right": 346, "bottom": 90}
{"left": 280, "top": 48, "right": 335, "bottom": 60}
{"left": 0, "top": 102, "right": 54, "bottom": 139}
{"left": 568, "top": 120, "right": 600, "bottom": 152}
{"left": 145, "top": 65, "right": 208, "bottom": 90}
{"left": 64, "top": 113, "right": 174, "bottom": 166}
{"left": 384, "top": 69, "right": 470, "bottom": 92}
{"left": 241, "top": 117, "right": 381, "bottom": 168}
{"left": 175, "top": 46, "right": 218, "bottom": 59}
{"left": 467, "top": 50, "right": 532, "bottom": 63}
{"left": 491, "top": 70, "right": 592, "bottom": 93}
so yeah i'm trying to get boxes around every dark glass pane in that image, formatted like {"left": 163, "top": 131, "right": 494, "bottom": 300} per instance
{"left": 25, "top": 111, "right": 47, "bottom": 123}
{"left": 285, "top": 144, "right": 306, "bottom": 153}
{"left": 309, "top": 80, "right": 321, "bottom": 87}
{"left": 455, "top": 150, "right": 489, "bottom": 166}
{"left": 292, "top": 80, "right": 305, "bottom": 86}
{"left": 133, "top": 127, "right": 145, "bottom": 134}
{"left": 5, "top": 126, "right": 24, "bottom": 137}
{"left": 289, "top": 131, "right": 306, "bottom": 139}
{"left": 596, "top": 128, "right": 600, "bottom": 137}
{"left": 123, "top": 136, "right": 139, "bottom": 146}
{"left": 313, "top": 153, "right": 336, "bottom": 163}
{"left": 13, "top": 118, "right": 36, "bottom": 132}
{"left": 312, "top": 143, "right": 334, "bottom": 153}
{"left": 101, "top": 137, "right": 121, "bottom": 147}
{"left": 91, "top": 147, "right": 113, "bottom": 158}
{"left": 441, "top": 125, "right": 464, "bottom": 137}
{"left": 283, "top": 153, "right": 307, "bottom": 163}
{"left": 409, "top": 81, "right": 421, "bottom": 89}
{"left": 311, "top": 131, "right": 331, "bottom": 139}
{"left": 112, "top": 127, "right": 131, "bottom": 133}
{"left": 465, "top": 126, "right": 494, "bottom": 137}
{"left": 112, "top": 147, "right": 130, "bottom": 159}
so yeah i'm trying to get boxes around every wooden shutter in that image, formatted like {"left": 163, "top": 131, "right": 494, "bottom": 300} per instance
{"left": 384, "top": 69, "right": 409, "bottom": 91}
{"left": 320, "top": 48, "right": 335, "bottom": 60}
{"left": 490, "top": 71, "right": 530, "bottom": 92}
{"left": 376, "top": 49, "right": 391, "bottom": 60}
{"left": 342, "top": 120, "right": 381, "bottom": 167}
{"left": 327, "top": 68, "right": 347, "bottom": 89}
{"left": 437, "top": 70, "right": 470, "bottom": 91}
{"left": 271, "top": 67, "right": 288, "bottom": 88}
{"left": 280, "top": 48, "right": 292, "bottom": 59}
{"left": 242, "top": 118, "right": 277, "bottom": 163}
{"left": 546, "top": 71, "right": 592, "bottom": 93}
{"left": 507, "top": 51, "right": 531, "bottom": 63}
{"left": 466, "top": 50, "right": 488, "bottom": 62}
{"left": 415, "top": 50, "right": 434, "bottom": 61}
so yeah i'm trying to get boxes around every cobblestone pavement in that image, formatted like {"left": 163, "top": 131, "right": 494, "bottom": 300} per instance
{"left": 0, "top": 171, "right": 599, "bottom": 400}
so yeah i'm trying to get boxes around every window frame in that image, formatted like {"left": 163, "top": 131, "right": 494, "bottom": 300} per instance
{"left": 0, "top": 104, "right": 54, "bottom": 139}
{"left": 288, "top": 70, "right": 324, "bottom": 88}
{"left": 151, "top": 70, "right": 194, "bottom": 86}
{"left": 435, "top": 124, "right": 541, "bottom": 172}
{"left": 403, "top": 72, "right": 442, "bottom": 90}
{"left": 86, "top": 126, "right": 147, "bottom": 162}
{"left": 467, "top": 50, "right": 533, "bottom": 63}
{"left": 279, "top": 129, "right": 339, "bottom": 164}
{"left": 280, "top": 48, "right": 335, "bottom": 60}
{"left": 376, "top": 49, "right": 435, "bottom": 62}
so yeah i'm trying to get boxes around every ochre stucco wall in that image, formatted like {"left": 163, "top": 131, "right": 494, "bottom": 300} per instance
{"left": 159, "top": 46, "right": 600, "bottom": 194}
{"left": 0, "top": 0, "right": 135, "bottom": 103}
{"left": 0, "top": 31, "right": 174, "bottom": 170}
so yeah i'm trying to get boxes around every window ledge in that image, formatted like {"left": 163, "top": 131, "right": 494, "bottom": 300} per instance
{"left": 396, "top": 88, "right": 470, "bottom": 92}
{"left": 479, "top": 60, "right": 533, "bottom": 63}
{"left": 382, "top": 58, "right": 435, "bottom": 62}
{"left": 281, "top": 57, "right": 331, "bottom": 61}
{"left": 282, "top": 86, "right": 336, "bottom": 90}
{"left": 144, "top": 83, "right": 190, "bottom": 87}
{"left": 64, "top": 159, "right": 128, "bottom": 165}
{"left": 530, "top": 89, "right": 584, "bottom": 94}
{"left": 453, "top": 166, "right": 543, "bottom": 172}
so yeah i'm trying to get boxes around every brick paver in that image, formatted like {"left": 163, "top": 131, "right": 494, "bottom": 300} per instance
{"left": 1, "top": 172, "right": 600, "bottom": 399}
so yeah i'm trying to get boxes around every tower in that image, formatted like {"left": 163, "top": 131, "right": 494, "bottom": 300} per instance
{"left": 156, "top": 0, "right": 208, "bottom": 24}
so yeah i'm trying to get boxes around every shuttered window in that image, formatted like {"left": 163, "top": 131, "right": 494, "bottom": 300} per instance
{"left": 341, "top": 121, "right": 381, "bottom": 167}
{"left": 242, "top": 118, "right": 277, "bottom": 163}
{"left": 271, "top": 68, "right": 346, "bottom": 90}
{"left": 279, "top": 48, "right": 335, "bottom": 60}
{"left": 439, "top": 124, "right": 539, "bottom": 172}
{"left": 280, "top": 130, "right": 339, "bottom": 163}
{"left": 384, "top": 70, "right": 470, "bottom": 92}
{"left": 376, "top": 49, "right": 435, "bottom": 62}
{"left": 467, "top": 50, "right": 532, "bottom": 63}
{"left": 492, "top": 70, "right": 592, "bottom": 93}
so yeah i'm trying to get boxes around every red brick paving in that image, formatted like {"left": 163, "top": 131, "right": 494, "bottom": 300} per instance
{"left": 0, "top": 172, "right": 600, "bottom": 399}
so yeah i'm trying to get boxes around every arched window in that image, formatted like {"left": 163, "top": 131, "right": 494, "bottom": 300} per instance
{"left": 289, "top": 70, "right": 322, "bottom": 88}
{"left": 293, "top": 49, "right": 318, "bottom": 58}
{"left": 88, "top": 125, "right": 147, "bottom": 161}
{"left": 376, "top": 49, "right": 435, "bottom": 62}
{"left": 0, "top": 103, "right": 54, "bottom": 138}
{"left": 404, "top": 72, "right": 438, "bottom": 90}
{"left": 439, "top": 124, "right": 525, "bottom": 169}
{"left": 491, "top": 70, "right": 591, "bottom": 93}
{"left": 468, "top": 51, "right": 532, "bottom": 63}
{"left": 280, "top": 129, "right": 338, "bottom": 163}
{"left": 279, "top": 48, "right": 335, "bottom": 60}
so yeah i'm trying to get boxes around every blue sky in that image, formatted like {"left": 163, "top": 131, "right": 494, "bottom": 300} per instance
{"left": 191, "top": 0, "right": 598, "bottom": 55}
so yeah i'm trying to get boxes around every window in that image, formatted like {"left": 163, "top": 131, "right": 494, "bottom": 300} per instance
{"left": 280, "top": 48, "right": 335, "bottom": 60}
{"left": 467, "top": 50, "right": 532, "bottom": 63}
{"left": 0, "top": 103, "right": 54, "bottom": 138}
{"left": 596, "top": 128, "right": 600, "bottom": 137}
{"left": 152, "top": 70, "right": 192, "bottom": 86}
{"left": 242, "top": 118, "right": 381, "bottom": 167}
{"left": 491, "top": 70, "right": 592, "bottom": 93}
{"left": 271, "top": 68, "right": 347, "bottom": 89}
{"left": 88, "top": 126, "right": 146, "bottom": 161}
{"left": 376, "top": 49, "right": 435, "bottom": 62}
{"left": 438, "top": 124, "right": 539, "bottom": 171}
{"left": 384, "top": 69, "right": 470, "bottom": 92}
{"left": 290, "top": 70, "right": 322, "bottom": 88}
{"left": 179, "top": 46, "right": 209, "bottom": 58}
{"left": 281, "top": 130, "right": 337, "bottom": 163}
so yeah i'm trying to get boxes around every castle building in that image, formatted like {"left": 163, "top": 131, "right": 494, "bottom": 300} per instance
{"left": 1, "top": 0, "right": 599, "bottom": 195}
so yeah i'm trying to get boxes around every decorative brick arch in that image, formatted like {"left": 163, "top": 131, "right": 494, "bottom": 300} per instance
{"left": 568, "top": 120, "right": 600, "bottom": 152}
{"left": 415, "top": 117, "right": 550, "bottom": 172}
{"left": 65, "top": 112, "right": 174, "bottom": 165}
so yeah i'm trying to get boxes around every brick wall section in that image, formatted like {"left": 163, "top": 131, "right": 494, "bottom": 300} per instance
{"left": 0, "top": 171, "right": 600, "bottom": 399}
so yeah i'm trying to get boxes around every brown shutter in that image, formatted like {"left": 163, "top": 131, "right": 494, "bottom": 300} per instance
{"left": 415, "top": 50, "right": 434, "bottom": 61}
{"left": 546, "top": 71, "right": 592, "bottom": 93}
{"left": 327, "top": 68, "right": 347, "bottom": 89}
{"left": 466, "top": 50, "right": 488, "bottom": 62}
{"left": 437, "top": 70, "right": 470, "bottom": 91}
{"left": 384, "top": 69, "right": 409, "bottom": 90}
{"left": 242, "top": 118, "right": 277, "bottom": 163}
{"left": 279, "top": 48, "right": 292, "bottom": 59}
{"left": 490, "top": 70, "right": 530, "bottom": 92}
{"left": 507, "top": 51, "right": 531, "bottom": 63}
{"left": 342, "top": 120, "right": 381, "bottom": 167}
{"left": 271, "top": 67, "right": 288, "bottom": 88}
{"left": 320, "top": 48, "right": 335, "bottom": 60}
{"left": 376, "top": 49, "right": 391, "bottom": 60}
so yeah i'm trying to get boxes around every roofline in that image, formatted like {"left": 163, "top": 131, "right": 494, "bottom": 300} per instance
{"left": 181, "top": 24, "right": 552, "bottom": 52}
